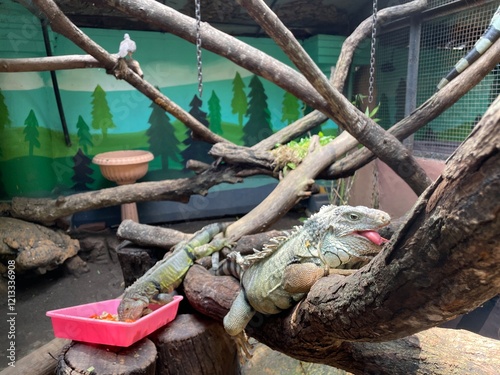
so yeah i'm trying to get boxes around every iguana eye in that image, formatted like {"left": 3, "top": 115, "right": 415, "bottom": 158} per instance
{"left": 349, "top": 213, "right": 359, "bottom": 220}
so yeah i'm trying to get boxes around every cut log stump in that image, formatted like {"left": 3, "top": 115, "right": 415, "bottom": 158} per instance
{"left": 151, "top": 313, "right": 239, "bottom": 375}
{"left": 116, "top": 242, "right": 165, "bottom": 287}
{"left": 56, "top": 338, "right": 156, "bottom": 375}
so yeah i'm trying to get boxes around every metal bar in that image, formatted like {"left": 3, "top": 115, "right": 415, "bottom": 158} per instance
{"left": 41, "top": 19, "right": 72, "bottom": 146}
{"left": 403, "top": 16, "right": 422, "bottom": 150}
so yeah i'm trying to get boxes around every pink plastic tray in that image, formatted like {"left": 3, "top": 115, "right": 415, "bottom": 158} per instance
{"left": 46, "top": 295, "right": 183, "bottom": 347}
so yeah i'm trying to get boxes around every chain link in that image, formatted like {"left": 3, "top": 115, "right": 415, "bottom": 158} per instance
{"left": 368, "top": 0, "right": 378, "bottom": 104}
{"left": 195, "top": 0, "right": 203, "bottom": 97}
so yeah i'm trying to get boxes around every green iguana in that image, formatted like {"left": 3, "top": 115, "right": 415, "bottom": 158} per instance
{"left": 437, "top": 5, "right": 500, "bottom": 90}
{"left": 221, "top": 205, "right": 390, "bottom": 338}
{"left": 118, "top": 222, "right": 230, "bottom": 321}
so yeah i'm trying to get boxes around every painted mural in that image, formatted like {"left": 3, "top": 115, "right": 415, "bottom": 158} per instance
{"left": 0, "top": 9, "right": 345, "bottom": 200}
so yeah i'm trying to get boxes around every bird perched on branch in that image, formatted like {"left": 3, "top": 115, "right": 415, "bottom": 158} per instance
{"left": 118, "top": 33, "right": 136, "bottom": 59}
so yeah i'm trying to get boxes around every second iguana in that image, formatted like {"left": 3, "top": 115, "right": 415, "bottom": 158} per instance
{"left": 118, "top": 222, "right": 230, "bottom": 321}
{"left": 222, "top": 205, "right": 391, "bottom": 338}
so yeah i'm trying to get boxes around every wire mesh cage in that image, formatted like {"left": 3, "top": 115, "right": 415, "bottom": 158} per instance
{"left": 372, "top": 1, "right": 499, "bottom": 159}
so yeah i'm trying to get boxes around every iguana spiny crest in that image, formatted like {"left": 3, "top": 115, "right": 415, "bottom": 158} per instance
{"left": 223, "top": 205, "right": 391, "bottom": 338}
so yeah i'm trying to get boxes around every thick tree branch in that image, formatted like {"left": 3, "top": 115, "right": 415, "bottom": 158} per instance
{"left": 237, "top": 0, "right": 432, "bottom": 197}
{"left": 184, "top": 96, "right": 500, "bottom": 370}
{"left": 184, "top": 265, "right": 500, "bottom": 375}
{"left": 31, "top": 0, "right": 227, "bottom": 145}
{"left": 324, "top": 37, "right": 500, "bottom": 178}
{"left": 10, "top": 166, "right": 242, "bottom": 224}
{"left": 333, "top": 0, "right": 428, "bottom": 92}
{"left": 0, "top": 54, "right": 102, "bottom": 71}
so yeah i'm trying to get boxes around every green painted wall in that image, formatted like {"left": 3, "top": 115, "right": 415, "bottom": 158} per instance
{"left": 0, "top": 4, "right": 349, "bottom": 199}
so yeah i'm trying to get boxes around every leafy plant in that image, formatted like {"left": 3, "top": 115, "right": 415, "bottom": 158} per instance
{"left": 352, "top": 93, "right": 381, "bottom": 122}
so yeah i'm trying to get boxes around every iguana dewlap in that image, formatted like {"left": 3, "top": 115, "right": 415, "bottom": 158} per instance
{"left": 223, "top": 205, "right": 390, "bottom": 337}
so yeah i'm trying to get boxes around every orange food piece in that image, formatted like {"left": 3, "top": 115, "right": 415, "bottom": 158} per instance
{"left": 89, "top": 311, "right": 135, "bottom": 322}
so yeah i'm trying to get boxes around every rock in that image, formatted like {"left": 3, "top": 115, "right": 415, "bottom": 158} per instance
{"left": 0, "top": 217, "right": 80, "bottom": 273}
{"left": 63, "top": 255, "right": 90, "bottom": 277}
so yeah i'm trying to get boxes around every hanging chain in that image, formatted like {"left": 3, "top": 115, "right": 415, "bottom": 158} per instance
{"left": 195, "top": 0, "right": 203, "bottom": 97}
{"left": 368, "top": 0, "right": 378, "bottom": 104}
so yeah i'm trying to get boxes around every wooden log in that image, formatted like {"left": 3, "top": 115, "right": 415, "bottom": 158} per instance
{"left": 150, "top": 314, "right": 239, "bottom": 375}
{"left": 0, "top": 338, "right": 70, "bottom": 375}
{"left": 117, "top": 220, "right": 191, "bottom": 248}
{"left": 56, "top": 338, "right": 156, "bottom": 375}
{"left": 116, "top": 242, "right": 165, "bottom": 287}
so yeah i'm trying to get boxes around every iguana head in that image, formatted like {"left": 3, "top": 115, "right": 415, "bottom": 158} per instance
{"left": 306, "top": 205, "right": 391, "bottom": 268}
{"left": 117, "top": 294, "right": 149, "bottom": 322}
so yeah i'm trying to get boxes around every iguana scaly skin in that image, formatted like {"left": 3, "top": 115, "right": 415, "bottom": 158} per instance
{"left": 118, "top": 222, "right": 229, "bottom": 321}
{"left": 437, "top": 5, "right": 500, "bottom": 90}
{"left": 223, "top": 205, "right": 390, "bottom": 337}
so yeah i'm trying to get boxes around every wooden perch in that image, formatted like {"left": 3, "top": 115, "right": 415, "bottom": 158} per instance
{"left": 117, "top": 220, "right": 191, "bottom": 249}
{"left": 9, "top": 166, "right": 241, "bottom": 224}
{"left": 182, "top": 94, "right": 500, "bottom": 374}
{"left": 325, "top": 37, "right": 500, "bottom": 179}
{"left": 237, "top": 0, "right": 432, "bottom": 197}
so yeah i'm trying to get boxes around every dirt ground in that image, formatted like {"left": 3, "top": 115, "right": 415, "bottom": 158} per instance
{"left": 1, "top": 211, "right": 344, "bottom": 373}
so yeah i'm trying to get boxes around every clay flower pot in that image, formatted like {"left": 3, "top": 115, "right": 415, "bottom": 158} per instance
{"left": 93, "top": 150, "right": 154, "bottom": 222}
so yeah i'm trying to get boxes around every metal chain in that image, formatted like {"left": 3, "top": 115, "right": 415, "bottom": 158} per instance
{"left": 195, "top": 0, "right": 203, "bottom": 97}
{"left": 368, "top": 0, "right": 378, "bottom": 104}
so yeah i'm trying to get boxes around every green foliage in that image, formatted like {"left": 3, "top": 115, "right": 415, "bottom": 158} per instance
{"left": 351, "top": 93, "right": 380, "bottom": 122}
{"left": 272, "top": 132, "right": 336, "bottom": 174}
{"left": 91, "top": 85, "right": 116, "bottom": 138}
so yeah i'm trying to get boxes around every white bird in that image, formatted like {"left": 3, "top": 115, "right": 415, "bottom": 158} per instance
{"left": 118, "top": 33, "right": 136, "bottom": 58}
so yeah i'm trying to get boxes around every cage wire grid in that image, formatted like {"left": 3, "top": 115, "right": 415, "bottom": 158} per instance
{"left": 372, "top": 1, "right": 499, "bottom": 159}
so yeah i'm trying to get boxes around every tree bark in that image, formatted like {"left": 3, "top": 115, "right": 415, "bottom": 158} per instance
{"left": 56, "top": 339, "right": 156, "bottom": 375}
{"left": 325, "top": 37, "right": 500, "bottom": 179}
{"left": 183, "top": 95, "right": 500, "bottom": 373}
{"left": 150, "top": 314, "right": 239, "bottom": 375}
{"left": 116, "top": 220, "right": 191, "bottom": 248}
{"left": 9, "top": 165, "right": 241, "bottom": 224}
{"left": 184, "top": 265, "right": 500, "bottom": 375}
{"left": 237, "top": 0, "right": 432, "bottom": 196}
{"left": 31, "top": 0, "right": 228, "bottom": 146}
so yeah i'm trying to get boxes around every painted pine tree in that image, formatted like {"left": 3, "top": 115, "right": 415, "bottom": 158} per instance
{"left": 76, "top": 115, "right": 93, "bottom": 154}
{"left": 231, "top": 72, "right": 247, "bottom": 127}
{"left": 208, "top": 90, "right": 222, "bottom": 134}
{"left": 180, "top": 95, "right": 212, "bottom": 168}
{"left": 0, "top": 89, "right": 11, "bottom": 158}
{"left": 146, "top": 100, "right": 180, "bottom": 171}
{"left": 91, "top": 85, "right": 116, "bottom": 139}
{"left": 243, "top": 75, "right": 273, "bottom": 146}
{"left": 72, "top": 148, "right": 95, "bottom": 191}
{"left": 23, "top": 110, "right": 41, "bottom": 156}
{"left": 281, "top": 91, "right": 300, "bottom": 125}
{"left": 301, "top": 101, "right": 322, "bottom": 135}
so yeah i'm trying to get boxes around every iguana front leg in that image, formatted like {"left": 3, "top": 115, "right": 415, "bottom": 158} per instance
{"left": 223, "top": 289, "right": 255, "bottom": 359}
{"left": 282, "top": 263, "right": 355, "bottom": 294}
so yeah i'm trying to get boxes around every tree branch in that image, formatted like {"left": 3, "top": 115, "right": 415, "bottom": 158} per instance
{"left": 0, "top": 55, "right": 102, "bottom": 72}
{"left": 324, "top": 37, "right": 500, "bottom": 179}
{"left": 31, "top": 0, "right": 228, "bottom": 145}
{"left": 184, "top": 95, "right": 499, "bottom": 366}
{"left": 9, "top": 166, "right": 242, "bottom": 224}
{"left": 236, "top": 0, "right": 432, "bottom": 197}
